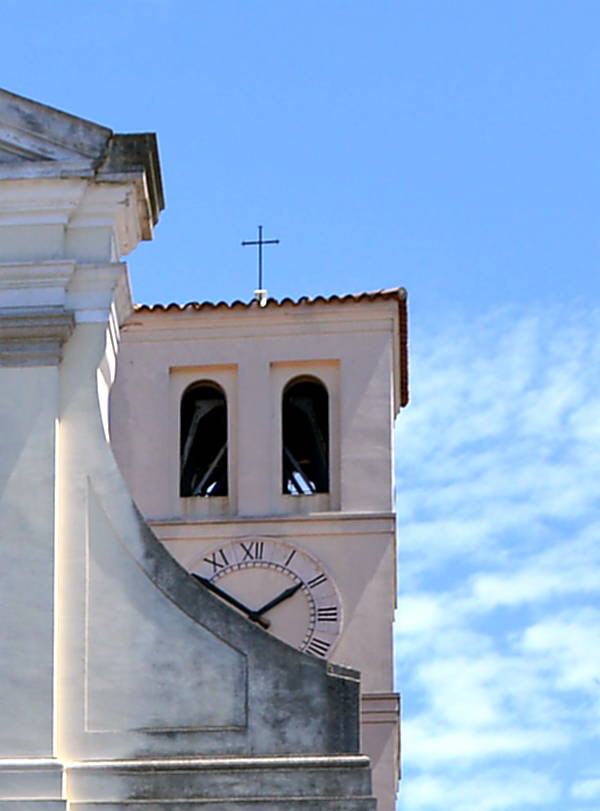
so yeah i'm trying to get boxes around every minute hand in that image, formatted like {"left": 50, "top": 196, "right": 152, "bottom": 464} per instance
{"left": 255, "top": 582, "right": 303, "bottom": 617}
{"left": 192, "top": 574, "right": 270, "bottom": 629}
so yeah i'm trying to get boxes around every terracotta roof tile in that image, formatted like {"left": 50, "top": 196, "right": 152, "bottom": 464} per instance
{"left": 134, "top": 287, "right": 407, "bottom": 313}
{"left": 133, "top": 288, "right": 409, "bottom": 407}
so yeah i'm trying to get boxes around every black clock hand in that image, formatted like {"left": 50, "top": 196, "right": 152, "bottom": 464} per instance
{"left": 255, "top": 581, "right": 303, "bottom": 618}
{"left": 192, "top": 574, "right": 270, "bottom": 629}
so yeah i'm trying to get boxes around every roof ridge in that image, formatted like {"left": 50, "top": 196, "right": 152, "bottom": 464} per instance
{"left": 133, "top": 287, "right": 407, "bottom": 313}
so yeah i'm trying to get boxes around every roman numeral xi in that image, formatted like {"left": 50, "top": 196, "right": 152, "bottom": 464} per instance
{"left": 203, "top": 549, "right": 229, "bottom": 573}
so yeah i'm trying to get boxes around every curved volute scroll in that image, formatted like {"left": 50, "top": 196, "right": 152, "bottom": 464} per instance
{"left": 55, "top": 309, "right": 360, "bottom": 761}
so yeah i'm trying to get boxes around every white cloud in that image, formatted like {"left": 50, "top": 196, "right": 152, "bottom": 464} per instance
{"left": 394, "top": 305, "right": 600, "bottom": 810}
{"left": 395, "top": 593, "right": 449, "bottom": 635}
{"left": 398, "top": 644, "right": 576, "bottom": 767}
{"left": 469, "top": 529, "right": 600, "bottom": 609}
{"left": 399, "top": 768, "right": 560, "bottom": 811}
{"left": 521, "top": 608, "right": 600, "bottom": 698}
{"left": 396, "top": 305, "right": 600, "bottom": 581}
{"left": 571, "top": 777, "right": 600, "bottom": 800}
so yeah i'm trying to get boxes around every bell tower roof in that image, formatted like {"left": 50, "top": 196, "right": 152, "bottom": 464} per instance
{"left": 133, "top": 286, "right": 409, "bottom": 409}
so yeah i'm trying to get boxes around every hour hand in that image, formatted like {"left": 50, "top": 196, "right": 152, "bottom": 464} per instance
{"left": 255, "top": 581, "right": 303, "bottom": 618}
{"left": 192, "top": 574, "right": 270, "bottom": 629}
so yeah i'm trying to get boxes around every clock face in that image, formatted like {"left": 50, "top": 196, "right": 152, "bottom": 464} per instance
{"left": 191, "top": 539, "right": 342, "bottom": 659}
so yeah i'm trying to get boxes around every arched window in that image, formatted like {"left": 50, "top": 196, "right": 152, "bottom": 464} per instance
{"left": 282, "top": 377, "right": 329, "bottom": 495}
{"left": 180, "top": 382, "right": 228, "bottom": 497}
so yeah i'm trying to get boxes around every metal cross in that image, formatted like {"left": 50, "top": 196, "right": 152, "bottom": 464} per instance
{"left": 241, "top": 225, "right": 279, "bottom": 292}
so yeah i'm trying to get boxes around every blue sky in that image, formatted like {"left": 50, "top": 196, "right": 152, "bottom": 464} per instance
{"left": 395, "top": 307, "right": 599, "bottom": 810}
{"left": 2, "top": 2, "right": 598, "bottom": 809}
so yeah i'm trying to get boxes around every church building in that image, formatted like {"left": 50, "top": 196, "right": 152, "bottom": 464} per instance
{"left": 0, "top": 88, "right": 408, "bottom": 810}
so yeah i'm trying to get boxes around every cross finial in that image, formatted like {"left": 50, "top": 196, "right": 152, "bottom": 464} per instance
{"left": 242, "top": 225, "right": 280, "bottom": 306}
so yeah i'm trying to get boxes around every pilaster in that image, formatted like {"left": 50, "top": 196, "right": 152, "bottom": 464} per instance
{"left": 0, "top": 89, "right": 160, "bottom": 806}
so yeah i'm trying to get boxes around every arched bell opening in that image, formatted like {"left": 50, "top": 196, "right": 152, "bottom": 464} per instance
{"left": 180, "top": 381, "right": 228, "bottom": 497}
{"left": 282, "top": 377, "right": 329, "bottom": 495}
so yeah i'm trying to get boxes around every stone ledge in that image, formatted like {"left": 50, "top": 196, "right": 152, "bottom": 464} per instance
{"left": 0, "top": 803, "right": 66, "bottom": 810}
{"left": 0, "top": 306, "right": 74, "bottom": 365}
{"left": 150, "top": 512, "right": 396, "bottom": 539}
{"left": 361, "top": 693, "right": 400, "bottom": 724}
{"left": 65, "top": 755, "right": 374, "bottom": 806}
{"left": 70, "top": 802, "right": 376, "bottom": 811}
{"left": 0, "top": 758, "right": 64, "bottom": 801}
{"left": 70, "top": 802, "right": 376, "bottom": 810}
{"left": 66, "top": 755, "right": 370, "bottom": 771}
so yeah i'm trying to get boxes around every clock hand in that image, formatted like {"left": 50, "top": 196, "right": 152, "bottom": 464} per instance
{"left": 192, "top": 574, "right": 271, "bottom": 629}
{"left": 255, "top": 581, "right": 303, "bottom": 617}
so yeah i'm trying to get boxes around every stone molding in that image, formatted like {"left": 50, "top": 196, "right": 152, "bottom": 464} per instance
{"left": 0, "top": 758, "right": 63, "bottom": 803}
{"left": 0, "top": 261, "right": 133, "bottom": 328}
{"left": 0, "top": 177, "right": 147, "bottom": 257}
{"left": 66, "top": 753, "right": 371, "bottom": 771}
{"left": 361, "top": 693, "right": 400, "bottom": 725}
{"left": 0, "top": 261, "right": 75, "bottom": 309}
{"left": 63, "top": 754, "right": 375, "bottom": 808}
{"left": 150, "top": 512, "right": 396, "bottom": 543}
{"left": 65, "top": 262, "right": 132, "bottom": 328}
{"left": 0, "top": 306, "right": 74, "bottom": 365}
{"left": 0, "top": 88, "right": 164, "bottom": 249}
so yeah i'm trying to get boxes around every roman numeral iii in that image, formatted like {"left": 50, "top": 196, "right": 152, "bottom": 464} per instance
{"left": 317, "top": 607, "right": 338, "bottom": 622}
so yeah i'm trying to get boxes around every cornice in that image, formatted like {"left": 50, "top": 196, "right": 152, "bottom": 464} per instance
{"left": 0, "top": 87, "right": 112, "bottom": 160}
{"left": 0, "top": 306, "right": 75, "bottom": 366}
{"left": 0, "top": 160, "right": 96, "bottom": 182}
{"left": 0, "top": 260, "right": 75, "bottom": 294}
{"left": 149, "top": 511, "right": 396, "bottom": 540}
{"left": 0, "top": 177, "right": 146, "bottom": 256}
{"left": 0, "top": 260, "right": 132, "bottom": 328}
{"left": 65, "top": 262, "right": 132, "bottom": 328}
{"left": 0, "top": 90, "right": 163, "bottom": 231}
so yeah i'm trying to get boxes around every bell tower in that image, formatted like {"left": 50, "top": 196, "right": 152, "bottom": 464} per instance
{"left": 111, "top": 288, "right": 409, "bottom": 810}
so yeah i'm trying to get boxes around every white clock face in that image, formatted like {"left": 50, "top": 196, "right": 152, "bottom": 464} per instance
{"left": 191, "top": 539, "right": 342, "bottom": 659}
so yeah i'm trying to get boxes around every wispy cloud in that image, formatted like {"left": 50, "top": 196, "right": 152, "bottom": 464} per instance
{"left": 570, "top": 776, "right": 600, "bottom": 801}
{"left": 395, "top": 305, "right": 600, "bottom": 810}
{"left": 401, "top": 768, "right": 560, "bottom": 811}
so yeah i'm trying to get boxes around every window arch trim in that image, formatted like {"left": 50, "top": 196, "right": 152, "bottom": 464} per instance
{"left": 281, "top": 375, "right": 330, "bottom": 496}
{"left": 180, "top": 380, "right": 228, "bottom": 498}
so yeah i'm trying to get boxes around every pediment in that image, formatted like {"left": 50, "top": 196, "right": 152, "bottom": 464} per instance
{"left": 0, "top": 87, "right": 112, "bottom": 164}
{"left": 0, "top": 88, "right": 164, "bottom": 228}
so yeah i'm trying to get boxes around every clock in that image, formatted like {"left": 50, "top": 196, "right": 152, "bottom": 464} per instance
{"left": 191, "top": 538, "right": 342, "bottom": 659}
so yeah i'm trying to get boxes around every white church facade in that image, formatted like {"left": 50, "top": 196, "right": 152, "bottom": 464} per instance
{"left": 0, "top": 88, "right": 408, "bottom": 810}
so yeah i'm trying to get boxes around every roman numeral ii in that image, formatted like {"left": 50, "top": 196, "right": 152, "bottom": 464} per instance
{"left": 306, "top": 637, "right": 331, "bottom": 658}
